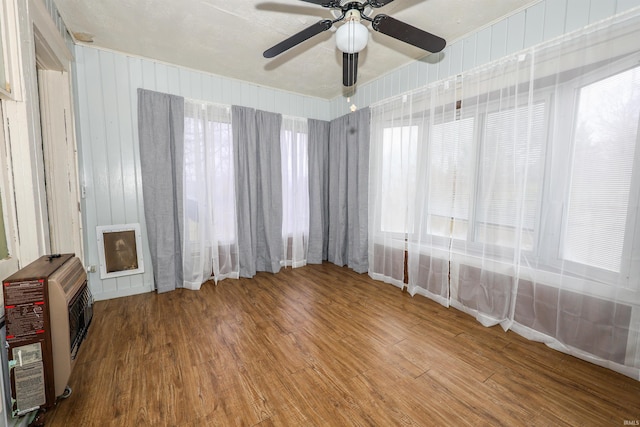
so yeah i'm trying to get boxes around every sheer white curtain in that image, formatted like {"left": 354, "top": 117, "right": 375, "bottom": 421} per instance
{"left": 369, "top": 96, "right": 420, "bottom": 290}
{"left": 183, "top": 100, "right": 239, "bottom": 288}
{"left": 369, "top": 8, "right": 640, "bottom": 379}
{"left": 281, "top": 116, "right": 309, "bottom": 267}
{"left": 369, "top": 84, "right": 465, "bottom": 306}
{"left": 448, "top": 56, "right": 547, "bottom": 329}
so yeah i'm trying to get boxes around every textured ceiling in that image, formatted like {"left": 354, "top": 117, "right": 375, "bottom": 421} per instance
{"left": 54, "top": 0, "right": 540, "bottom": 99}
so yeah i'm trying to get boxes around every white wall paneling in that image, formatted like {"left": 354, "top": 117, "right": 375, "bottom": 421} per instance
{"left": 71, "top": 0, "right": 640, "bottom": 300}
{"left": 448, "top": 40, "right": 464, "bottom": 77}
{"left": 619, "top": 0, "right": 640, "bottom": 11}
{"left": 523, "top": 2, "right": 545, "bottom": 48}
{"left": 543, "top": 1, "right": 567, "bottom": 40}
{"left": 489, "top": 19, "right": 508, "bottom": 61}
{"left": 462, "top": 35, "right": 477, "bottom": 72}
{"left": 506, "top": 11, "right": 527, "bottom": 55}
{"left": 565, "top": 0, "right": 591, "bottom": 31}
{"left": 72, "top": 45, "right": 331, "bottom": 300}
{"left": 475, "top": 27, "right": 492, "bottom": 66}
{"left": 590, "top": 0, "right": 617, "bottom": 22}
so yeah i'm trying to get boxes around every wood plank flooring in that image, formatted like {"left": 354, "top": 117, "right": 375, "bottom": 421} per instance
{"left": 43, "top": 263, "right": 640, "bottom": 426}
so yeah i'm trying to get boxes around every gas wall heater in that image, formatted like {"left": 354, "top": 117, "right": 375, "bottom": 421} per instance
{"left": 2, "top": 254, "right": 93, "bottom": 417}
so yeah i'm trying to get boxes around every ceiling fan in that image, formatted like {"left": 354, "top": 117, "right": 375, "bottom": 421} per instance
{"left": 263, "top": 0, "right": 446, "bottom": 87}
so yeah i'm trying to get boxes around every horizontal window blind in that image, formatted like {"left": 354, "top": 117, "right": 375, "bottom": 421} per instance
{"left": 564, "top": 66, "right": 640, "bottom": 272}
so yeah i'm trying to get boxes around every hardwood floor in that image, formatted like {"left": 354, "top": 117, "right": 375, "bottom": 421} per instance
{"left": 43, "top": 263, "right": 639, "bottom": 426}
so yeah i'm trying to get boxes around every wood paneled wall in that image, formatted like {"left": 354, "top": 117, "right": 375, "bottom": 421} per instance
{"left": 71, "top": 0, "right": 640, "bottom": 300}
{"left": 72, "top": 46, "right": 331, "bottom": 300}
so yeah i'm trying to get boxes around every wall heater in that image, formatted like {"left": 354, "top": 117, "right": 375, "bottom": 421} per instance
{"left": 2, "top": 254, "right": 92, "bottom": 417}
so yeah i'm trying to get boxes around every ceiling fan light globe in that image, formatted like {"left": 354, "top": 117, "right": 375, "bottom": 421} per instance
{"left": 335, "top": 21, "right": 368, "bottom": 53}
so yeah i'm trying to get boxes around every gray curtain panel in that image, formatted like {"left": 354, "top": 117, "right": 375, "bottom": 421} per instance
{"left": 307, "top": 119, "right": 330, "bottom": 264}
{"left": 137, "top": 88, "right": 185, "bottom": 293}
{"left": 327, "top": 108, "right": 370, "bottom": 273}
{"left": 232, "top": 106, "right": 283, "bottom": 277}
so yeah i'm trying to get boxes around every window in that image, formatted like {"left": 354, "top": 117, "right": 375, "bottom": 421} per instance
{"left": 373, "top": 84, "right": 550, "bottom": 254}
{"left": 427, "top": 117, "right": 474, "bottom": 239}
{"left": 183, "top": 103, "right": 236, "bottom": 244}
{"left": 476, "top": 102, "right": 546, "bottom": 250}
{"left": 281, "top": 117, "right": 309, "bottom": 266}
{"left": 416, "top": 99, "right": 547, "bottom": 251}
{"left": 371, "top": 48, "right": 640, "bottom": 287}
{"left": 380, "top": 125, "right": 418, "bottom": 234}
{"left": 375, "top": 98, "right": 547, "bottom": 252}
{"left": 563, "top": 65, "right": 640, "bottom": 273}
{"left": 182, "top": 101, "right": 238, "bottom": 285}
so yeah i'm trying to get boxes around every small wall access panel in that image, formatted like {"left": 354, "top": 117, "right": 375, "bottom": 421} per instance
{"left": 2, "top": 254, "right": 92, "bottom": 417}
{"left": 96, "top": 223, "right": 144, "bottom": 279}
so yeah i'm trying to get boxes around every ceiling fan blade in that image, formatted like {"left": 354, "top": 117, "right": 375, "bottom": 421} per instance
{"left": 343, "top": 52, "right": 359, "bottom": 87}
{"left": 264, "top": 19, "right": 333, "bottom": 58}
{"left": 372, "top": 14, "right": 446, "bottom": 53}
{"left": 297, "top": 0, "right": 342, "bottom": 7}
{"left": 369, "top": 0, "right": 397, "bottom": 7}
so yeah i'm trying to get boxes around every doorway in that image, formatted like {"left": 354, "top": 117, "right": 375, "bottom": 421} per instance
{"left": 33, "top": 2, "right": 84, "bottom": 262}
